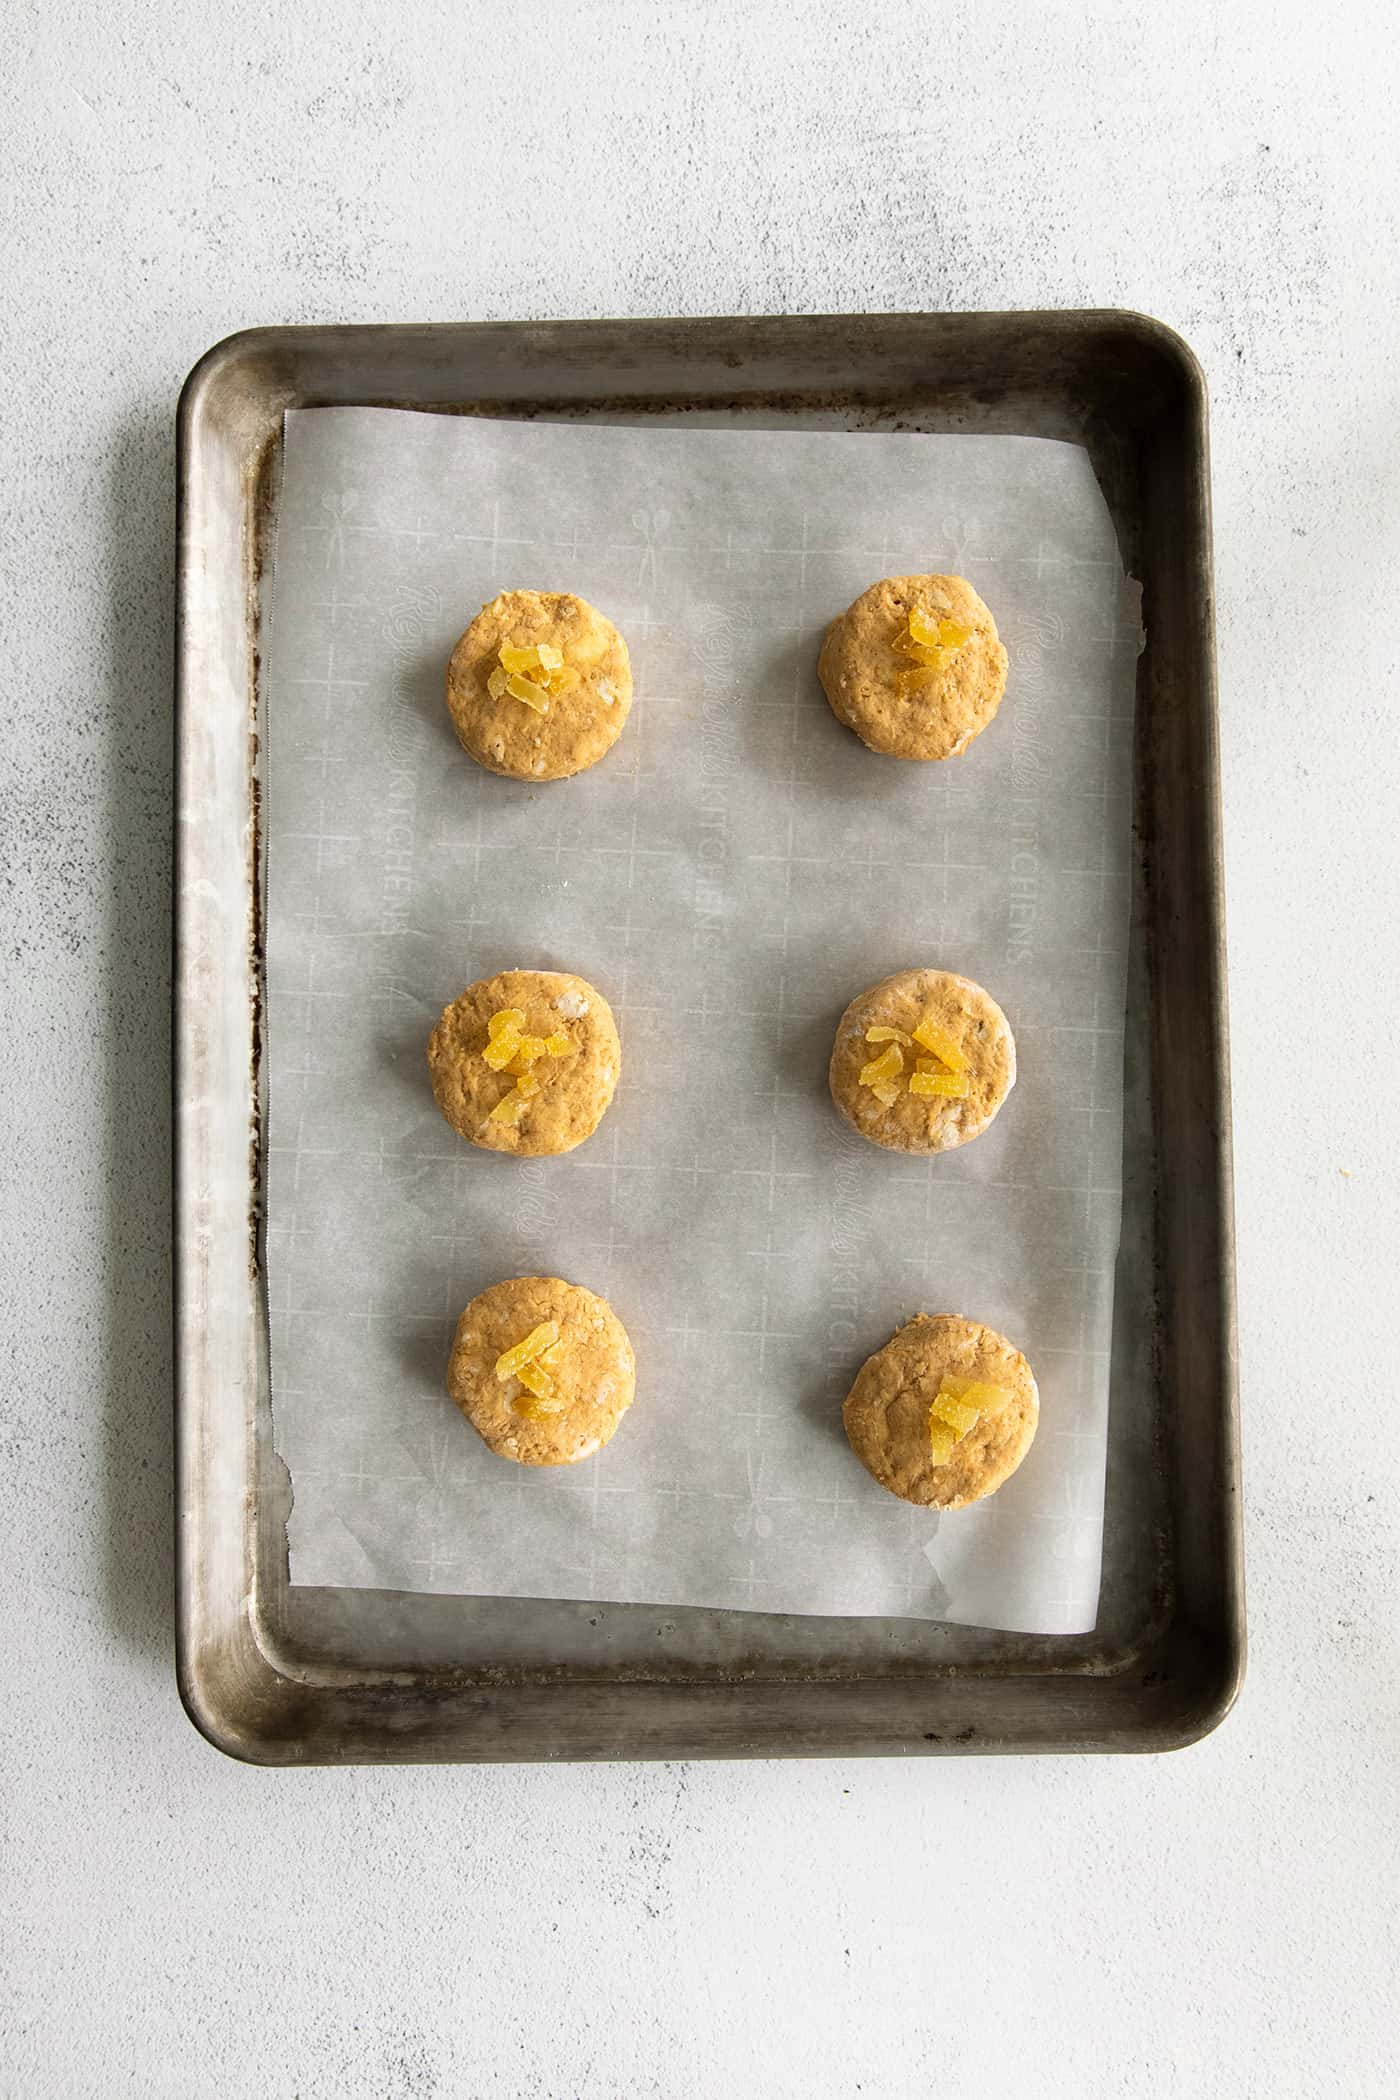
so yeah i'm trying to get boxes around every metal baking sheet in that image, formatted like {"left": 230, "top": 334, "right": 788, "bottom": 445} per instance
{"left": 174, "top": 312, "right": 1242, "bottom": 1762}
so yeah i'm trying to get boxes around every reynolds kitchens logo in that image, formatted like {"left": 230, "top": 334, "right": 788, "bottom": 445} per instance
{"left": 508, "top": 1158, "right": 561, "bottom": 1282}
{"left": 693, "top": 605, "right": 745, "bottom": 955}
{"left": 378, "top": 581, "right": 440, "bottom": 941}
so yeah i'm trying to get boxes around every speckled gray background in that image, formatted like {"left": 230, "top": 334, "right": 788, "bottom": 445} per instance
{"left": 3, "top": 3, "right": 1397, "bottom": 2095}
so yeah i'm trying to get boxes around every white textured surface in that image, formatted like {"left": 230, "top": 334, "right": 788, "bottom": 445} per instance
{"left": 2, "top": 2, "right": 1397, "bottom": 2094}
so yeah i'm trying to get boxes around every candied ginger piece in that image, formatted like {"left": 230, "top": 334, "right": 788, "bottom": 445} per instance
{"left": 514, "top": 1392, "right": 564, "bottom": 1420}
{"left": 482, "top": 1014, "right": 525, "bottom": 1071}
{"left": 500, "top": 639, "right": 573, "bottom": 700}
{"left": 507, "top": 1034, "right": 550, "bottom": 1072}
{"left": 928, "top": 1365, "right": 1010, "bottom": 1457}
{"left": 869, "top": 1081, "right": 901, "bottom": 1108}
{"left": 487, "top": 1088, "right": 528, "bottom": 1124}
{"left": 911, "top": 1020, "right": 968, "bottom": 1072}
{"left": 516, "top": 1358, "right": 559, "bottom": 1403}
{"left": 488, "top": 1070, "right": 540, "bottom": 1123}
{"left": 957, "top": 1379, "right": 1011, "bottom": 1416}
{"left": 505, "top": 671, "right": 551, "bottom": 714}
{"left": 937, "top": 1375, "right": 1011, "bottom": 1417}
{"left": 895, "top": 666, "right": 937, "bottom": 701}
{"left": 538, "top": 1342, "right": 565, "bottom": 1369}
{"left": 910, "top": 1066, "right": 970, "bottom": 1099}
{"left": 928, "top": 1421, "right": 957, "bottom": 1466}
{"left": 892, "top": 632, "right": 945, "bottom": 664}
{"left": 930, "top": 1391, "right": 981, "bottom": 1436}
{"left": 482, "top": 1015, "right": 525, "bottom": 1071}
{"left": 494, "top": 1319, "right": 560, "bottom": 1381}
{"left": 543, "top": 1030, "right": 572, "bottom": 1057}
{"left": 499, "top": 642, "right": 543, "bottom": 675}
{"left": 865, "top": 1025, "right": 912, "bottom": 1046}
{"left": 907, "top": 606, "right": 973, "bottom": 653}
{"left": 859, "top": 1043, "right": 904, "bottom": 1091}
{"left": 513, "top": 1385, "right": 568, "bottom": 1420}
{"left": 487, "top": 665, "right": 510, "bottom": 700}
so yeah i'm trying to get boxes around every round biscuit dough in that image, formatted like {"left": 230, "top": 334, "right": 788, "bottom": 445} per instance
{"left": 427, "top": 968, "right": 620, "bottom": 1157}
{"left": 448, "top": 1274, "right": 636, "bottom": 1467}
{"left": 817, "top": 573, "right": 1007, "bottom": 761}
{"left": 829, "top": 968, "right": 1015, "bottom": 1155}
{"left": 843, "top": 1313, "right": 1039, "bottom": 1509}
{"left": 446, "top": 589, "right": 631, "bottom": 781}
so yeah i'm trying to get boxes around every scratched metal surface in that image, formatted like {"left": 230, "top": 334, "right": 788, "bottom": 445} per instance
{"left": 174, "top": 313, "right": 1237, "bottom": 1760}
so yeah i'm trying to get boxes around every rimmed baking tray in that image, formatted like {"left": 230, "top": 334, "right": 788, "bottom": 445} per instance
{"left": 174, "top": 311, "right": 1241, "bottom": 1762}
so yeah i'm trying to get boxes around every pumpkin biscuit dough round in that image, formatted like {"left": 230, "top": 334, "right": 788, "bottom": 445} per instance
{"left": 427, "top": 968, "right": 620, "bottom": 1158}
{"left": 448, "top": 1274, "right": 636, "bottom": 1467}
{"left": 829, "top": 967, "right": 1015, "bottom": 1155}
{"left": 446, "top": 589, "right": 632, "bottom": 781}
{"left": 817, "top": 572, "right": 1007, "bottom": 761}
{"left": 843, "top": 1313, "right": 1039, "bottom": 1510}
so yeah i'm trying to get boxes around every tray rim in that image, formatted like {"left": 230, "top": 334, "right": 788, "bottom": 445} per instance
{"left": 174, "top": 308, "right": 1242, "bottom": 1764}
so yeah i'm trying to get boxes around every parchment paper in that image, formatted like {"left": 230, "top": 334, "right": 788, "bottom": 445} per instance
{"left": 264, "top": 408, "right": 1139, "bottom": 1634}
